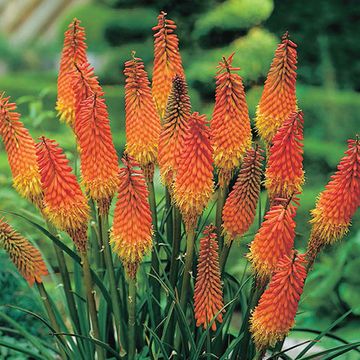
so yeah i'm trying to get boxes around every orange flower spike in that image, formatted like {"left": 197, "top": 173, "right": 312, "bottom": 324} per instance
{"left": 57, "top": 18, "right": 87, "bottom": 125}
{"left": 158, "top": 75, "right": 191, "bottom": 187}
{"left": 72, "top": 61, "right": 103, "bottom": 112}
{"left": 75, "top": 94, "right": 119, "bottom": 215}
{"left": 173, "top": 112, "right": 214, "bottom": 231}
{"left": 0, "top": 218, "right": 48, "bottom": 286}
{"left": 124, "top": 54, "right": 161, "bottom": 177}
{"left": 110, "top": 156, "right": 153, "bottom": 278}
{"left": 250, "top": 252, "right": 307, "bottom": 351}
{"left": 194, "top": 225, "right": 224, "bottom": 331}
{"left": 265, "top": 111, "right": 304, "bottom": 200}
{"left": 152, "top": 11, "right": 184, "bottom": 119}
{"left": 211, "top": 53, "right": 252, "bottom": 187}
{"left": 248, "top": 197, "right": 298, "bottom": 280}
{"left": 36, "top": 137, "right": 90, "bottom": 252}
{"left": 0, "top": 93, "right": 43, "bottom": 207}
{"left": 307, "top": 138, "right": 360, "bottom": 262}
{"left": 255, "top": 32, "right": 298, "bottom": 144}
{"left": 222, "top": 146, "right": 264, "bottom": 243}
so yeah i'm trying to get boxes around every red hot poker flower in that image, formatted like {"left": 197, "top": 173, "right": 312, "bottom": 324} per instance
{"left": 36, "top": 137, "right": 90, "bottom": 252}
{"left": 158, "top": 75, "right": 191, "bottom": 188}
{"left": 152, "top": 11, "right": 184, "bottom": 119}
{"left": 57, "top": 18, "right": 87, "bottom": 125}
{"left": 255, "top": 32, "right": 297, "bottom": 144}
{"left": 74, "top": 94, "right": 119, "bottom": 215}
{"left": 248, "top": 197, "right": 298, "bottom": 281}
{"left": 0, "top": 93, "right": 43, "bottom": 207}
{"left": 194, "top": 225, "right": 224, "bottom": 331}
{"left": 211, "top": 54, "right": 252, "bottom": 187}
{"left": 250, "top": 252, "right": 307, "bottom": 351}
{"left": 173, "top": 112, "right": 214, "bottom": 232}
{"left": 222, "top": 146, "right": 264, "bottom": 243}
{"left": 307, "top": 138, "right": 360, "bottom": 264}
{"left": 265, "top": 111, "right": 304, "bottom": 200}
{"left": 0, "top": 218, "right": 48, "bottom": 286}
{"left": 72, "top": 61, "right": 103, "bottom": 113}
{"left": 124, "top": 55, "right": 161, "bottom": 180}
{"left": 110, "top": 156, "right": 153, "bottom": 278}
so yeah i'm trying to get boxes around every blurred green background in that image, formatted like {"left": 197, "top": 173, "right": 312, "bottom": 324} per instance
{"left": 0, "top": 0, "right": 359, "bottom": 357}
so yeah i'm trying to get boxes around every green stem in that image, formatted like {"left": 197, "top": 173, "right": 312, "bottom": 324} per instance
{"left": 238, "top": 277, "right": 267, "bottom": 359}
{"left": 219, "top": 241, "right": 232, "bottom": 273}
{"left": 81, "top": 252, "right": 105, "bottom": 360}
{"left": 215, "top": 185, "right": 227, "bottom": 251}
{"left": 166, "top": 206, "right": 182, "bottom": 347}
{"left": 169, "top": 206, "right": 182, "bottom": 288}
{"left": 99, "top": 214, "right": 124, "bottom": 355}
{"left": 165, "top": 188, "right": 173, "bottom": 248}
{"left": 253, "top": 349, "right": 266, "bottom": 360}
{"left": 127, "top": 277, "right": 137, "bottom": 360}
{"left": 37, "top": 282, "right": 68, "bottom": 359}
{"left": 147, "top": 179, "right": 161, "bottom": 322}
{"left": 175, "top": 226, "right": 196, "bottom": 353}
{"left": 46, "top": 222, "right": 81, "bottom": 335}
{"left": 90, "top": 200, "right": 104, "bottom": 275}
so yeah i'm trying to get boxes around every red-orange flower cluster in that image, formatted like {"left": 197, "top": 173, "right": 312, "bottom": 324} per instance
{"left": 255, "top": 32, "right": 297, "bottom": 144}
{"left": 152, "top": 11, "right": 184, "bottom": 119}
{"left": 72, "top": 62, "right": 119, "bottom": 215}
{"left": 0, "top": 93, "right": 43, "bottom": 207}
{"left": 72, "top": 61, "right": 103, "bottom": 113}
{"left": 250, "top": 252, "right": 307, "bottom": 350}
{"left": 36, "top": 137, "right": 90, "bottom": 251}
{"left": 211, "top": 54, "right": 252, "bottom": 187}
{"left": 110, "top": 156, "right": 153, "bottom": 278}
{"left": 265, "top": 111, "right": 304, "bottom": 200}
{"left": 173, "top": 112, "right": 213, "bottom": 231}
{"left": 158, "top": 75, "right": 191, "bottom": 187}
{"left": 222, "top": 146, "right": 264, "bottom": 243}
{"left": 248, "top": 198, "right": 298, "bottom": 280}
{"left": 57, "top": 18, "right": 87, "bottom": 125}
{"left": 307, "top": 138, "right": 360, "bottom": 263}
{"left": 0, "top": 218, "right": 48, "bottom": 286}
{"left": 124, "top": 55, "right": 161, "bottom": 180}
{"left": 194, "top": 225, "right": 224, "bottom": 331}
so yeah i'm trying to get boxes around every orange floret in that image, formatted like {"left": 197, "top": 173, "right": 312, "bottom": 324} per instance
{"left": 0, "top": 93, "right": 43, "bottom": 207}
{"left": 72, "top": 61, "right": 103, "bottom": 113}
{"left": 255, "top": 32, "right": 297, "bottom": 144}
{"left": 250, "top": 252, "right": 307, "bottom": 350}
{"left": 110, "top": 156, "right": 153, "bottom": 278}
{"left": 158, "top": 75, "right": 191, "bottom": 188}
{"left": 222, "top": 146, "right": 264, "bottom": 243}
{"left": 74, "top": 94, "right": 119, "bottom": 215}
{"left": 152, "top": 11, "right": 184, "bottom": 119}
{"left": 56, "top": 18, "right": 87, "bottom": 125}
{"left": 194, "top": 225, "right": 224, "bottom": 331}
{"left": 248, "top": 198, "right": 298, "bottom": 280}
{"left": 173, "top": 112, "right": 213, "bottom": 231}
{"left": 211, "top": 54, "right": 252, "bottom": 187}
{"left": 307, "top": 138, "right": 360, "bottom": 263}
{"left": 36, "top": 137, "right": 90, "bottom": 251}
{"left": 265, "top": 111, "right": 304, "bottom": 200}
{"left": 124, "top": 54, "right": 161, "bottom": 180}
{"left": 0, "top": 218, "right": 48, "bottom": 286}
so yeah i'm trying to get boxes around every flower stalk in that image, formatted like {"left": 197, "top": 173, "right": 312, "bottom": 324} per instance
{"left": 98, "top": 213, "right": 124, "bottom": 354}
{"left": 127, "top": 276, "right": 137, "bottom": 360}
{"left": 81, "top": 251, "right": 105, "bottom": 360}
